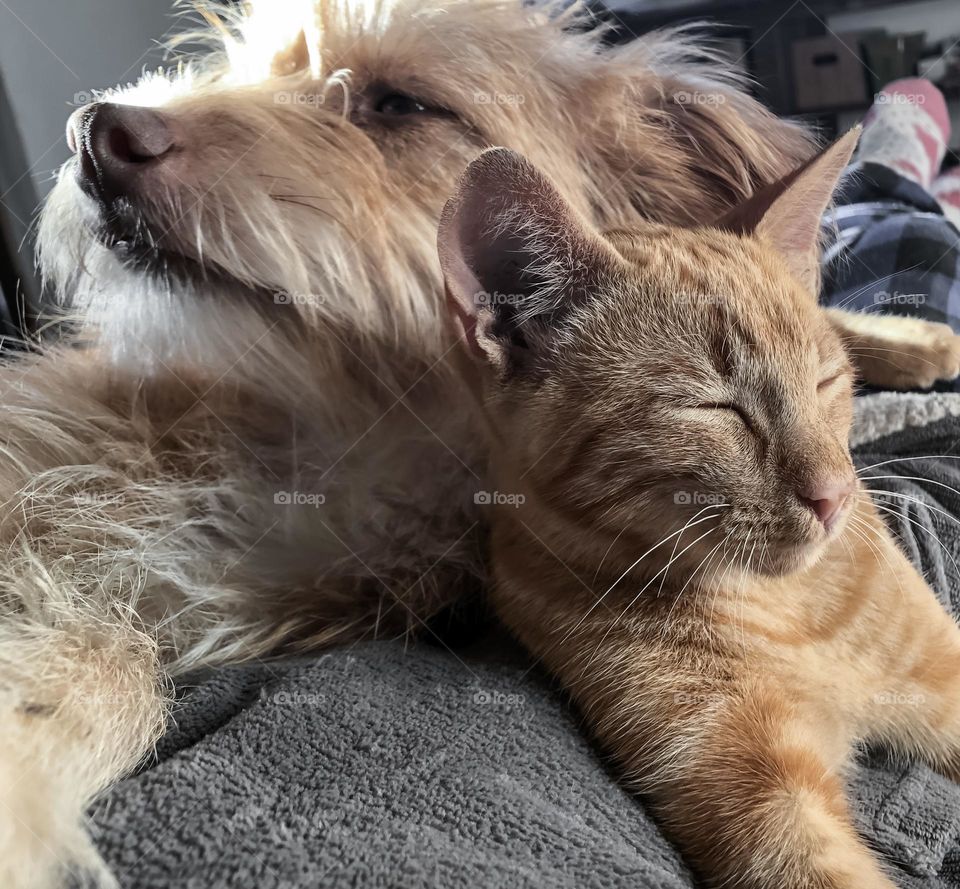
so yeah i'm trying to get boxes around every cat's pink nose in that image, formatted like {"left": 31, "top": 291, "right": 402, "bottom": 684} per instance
{"left": 798, "top": 477, "right": 854, "bottom": 532}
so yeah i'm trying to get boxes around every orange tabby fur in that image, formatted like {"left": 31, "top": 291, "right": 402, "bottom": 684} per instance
{"left": 438, "top": 136, "right": 960, "bottom": 888}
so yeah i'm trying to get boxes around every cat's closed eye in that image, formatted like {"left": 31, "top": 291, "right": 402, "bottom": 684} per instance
{"left": 817, "top": 372, "right": 844, "bottom": 392}
{"left": 691, "top": 403, "right": 755, "bottom": 433}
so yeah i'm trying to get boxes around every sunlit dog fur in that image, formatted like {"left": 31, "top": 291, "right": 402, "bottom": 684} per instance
{"left": 6, "top": 0, "right": 959, "bottom": 885}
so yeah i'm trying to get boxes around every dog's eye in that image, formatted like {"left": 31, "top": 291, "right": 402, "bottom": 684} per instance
{"left": 375, "top": 93, "right": 429, "bottom": 116}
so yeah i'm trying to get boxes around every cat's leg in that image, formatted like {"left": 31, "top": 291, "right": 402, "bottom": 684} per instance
{"left": 835, "top": 505, "right": 960, "bottom": 778}
{"left": 862, "top": 575, "right": 960, "bottom": 782}
{"left": 629, "top": 685, "right": 897, "bottom": 889}
{"left": 500, "top": 589, "right": 895, "bottom": 886}
{"left": 825, "top": 308, "right": 960, "bottom": 390}
{"left": 545, "top": 657, "right": 895, "bottom": 889}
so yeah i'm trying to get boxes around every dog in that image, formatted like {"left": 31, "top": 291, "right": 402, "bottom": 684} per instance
{"left": 7, "top": 0, "right": 959, "bottom": 885}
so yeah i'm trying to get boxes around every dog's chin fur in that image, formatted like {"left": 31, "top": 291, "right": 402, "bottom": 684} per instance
{"left": 10, "top": 2, "right": 823, "bottom": 886}
{"left": 91, "top": 197, "right": 205, "bottom": 282}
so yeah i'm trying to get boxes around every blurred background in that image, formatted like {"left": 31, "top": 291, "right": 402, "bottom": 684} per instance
{"left": 0, "top": 0, "right": 958, "bottom": 334}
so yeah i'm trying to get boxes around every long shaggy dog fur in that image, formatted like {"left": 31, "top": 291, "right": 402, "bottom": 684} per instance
{"left": 0, "top": 0, "right": 885, "bottom": 885}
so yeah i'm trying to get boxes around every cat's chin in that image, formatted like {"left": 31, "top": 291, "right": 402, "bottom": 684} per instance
{"left": 754, "top": 540, "right": 830, "bottom": 578}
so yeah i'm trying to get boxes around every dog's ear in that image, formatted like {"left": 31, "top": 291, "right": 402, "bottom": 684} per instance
{"left": 581, "top": 42, "right": 816, "bottom": 228}
{"left": 438, "top": 148, "right": 620, "bottom": 376}
{"left": 715, "top": 129, "right": 860, "bottom": 292}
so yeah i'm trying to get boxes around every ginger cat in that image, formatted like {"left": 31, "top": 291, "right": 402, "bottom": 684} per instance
{"left": 437, "top": 134, "right": 960, "bottom": 889}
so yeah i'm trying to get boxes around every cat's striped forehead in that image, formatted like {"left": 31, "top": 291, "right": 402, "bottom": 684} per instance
{"left": 597, "top": 226, "right": 823, "bottom": 358}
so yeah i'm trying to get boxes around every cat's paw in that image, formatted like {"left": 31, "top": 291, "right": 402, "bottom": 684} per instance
{"left": 884, "top": 320, "right": 960, "bottom": 389}
{"left": 827, "top": 310, "right": 960, "bottom": 390}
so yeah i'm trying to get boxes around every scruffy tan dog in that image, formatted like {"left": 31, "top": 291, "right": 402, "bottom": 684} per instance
{"left": 8, "top": 0, "right": 959, "bottom": 885}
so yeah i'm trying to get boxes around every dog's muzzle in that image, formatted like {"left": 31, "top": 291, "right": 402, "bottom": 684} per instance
{"left": 67, "top": 102, "right": 175, "bottom": 207}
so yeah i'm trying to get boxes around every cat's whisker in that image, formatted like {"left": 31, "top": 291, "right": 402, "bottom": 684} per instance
{"left": 709, "top": 533, "right": 741, "bottom": 633}
{"left": 700, "top": 537, "right": 738, "bottom": 672}
{"left": 592, "top": 524, "right": 632, "bottom": 586}
{"left": 654, "top": 512, "right": 702, "bottom": 600}
{"left": 542, "top": 509, "right": 726, "bottom": 670}
{"left": 873, "top": 501, "right": 960, "bottom": 587}
{"left": 657, "top": 537, "right": 727, "bottom": 648}
{"left": 844, "top": 346, "right": 942, "bottom": 370}
{"left": 832, "top": 263, "right": 925, "bottom": 310}
{"left": 706, "top": 536, "right": 732, "bottom": 591}
{"left": 734, "top": 536, "right": 758, "bottom": 657}
{"left": 600, "top": 507, "right": 727, "bottom": 603}
{"left": 703, "top": 539, "right": 737, "bottom": 653}
{"left": 866, "top": 488, "right": 960, "bottom": 531}
{"left": 846, "top": 512, "right": 910, "bottom": 602}
{"left": 583, "top": 522, "right": 723, "bottom": 674}
{"left": 862, "top": 474, "right": 960, "bottom": 502}
{"left": 841, "top": 517, "right": 879, "bottom": 568}
{"left": 856, "top": 455, "right": 960, "bottom": 474}
{"left": 838, "top": 527, "right": 856, "bottom": 563}
{"left": 746, "top": 541, "right": 767, "bottom": 653}
{"left": 710, "top": 531, "right": 751, "bottom": 644}
{"left": 626, "top": 524, "right": 721, "bottom": 611}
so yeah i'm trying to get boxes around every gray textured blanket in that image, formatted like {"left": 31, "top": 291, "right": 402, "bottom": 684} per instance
{"left": 86, "top": 393, "right": 960, "bottom": 889}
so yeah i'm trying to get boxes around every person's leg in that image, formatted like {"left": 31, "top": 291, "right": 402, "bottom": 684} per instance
{"left": 857, "top": 78, "right": 951, "bottom": 189}
{"left": 819, "top": 80, "right": 960, "bottom": 391}
{"left": 932, "top": 166, "right": 960, "bottom": 230}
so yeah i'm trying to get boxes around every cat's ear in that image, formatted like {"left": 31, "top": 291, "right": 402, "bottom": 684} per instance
{"left": 716, "top": 128, "right": 860, "bottom": 292}
{"left": 438, "top": 147, "right": 620, "bottom": 375}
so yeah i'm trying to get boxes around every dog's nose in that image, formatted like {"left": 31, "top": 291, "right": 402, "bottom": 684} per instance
{"left": 68, "top": 102, "right": 175, "bottom": 203}
{"left": 798, "top": 476, "right": 854, "bottom": 532}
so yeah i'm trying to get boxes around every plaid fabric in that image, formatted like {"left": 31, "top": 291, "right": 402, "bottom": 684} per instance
{"left": 820, "top": 162, "right": 960, "bottom": 392}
